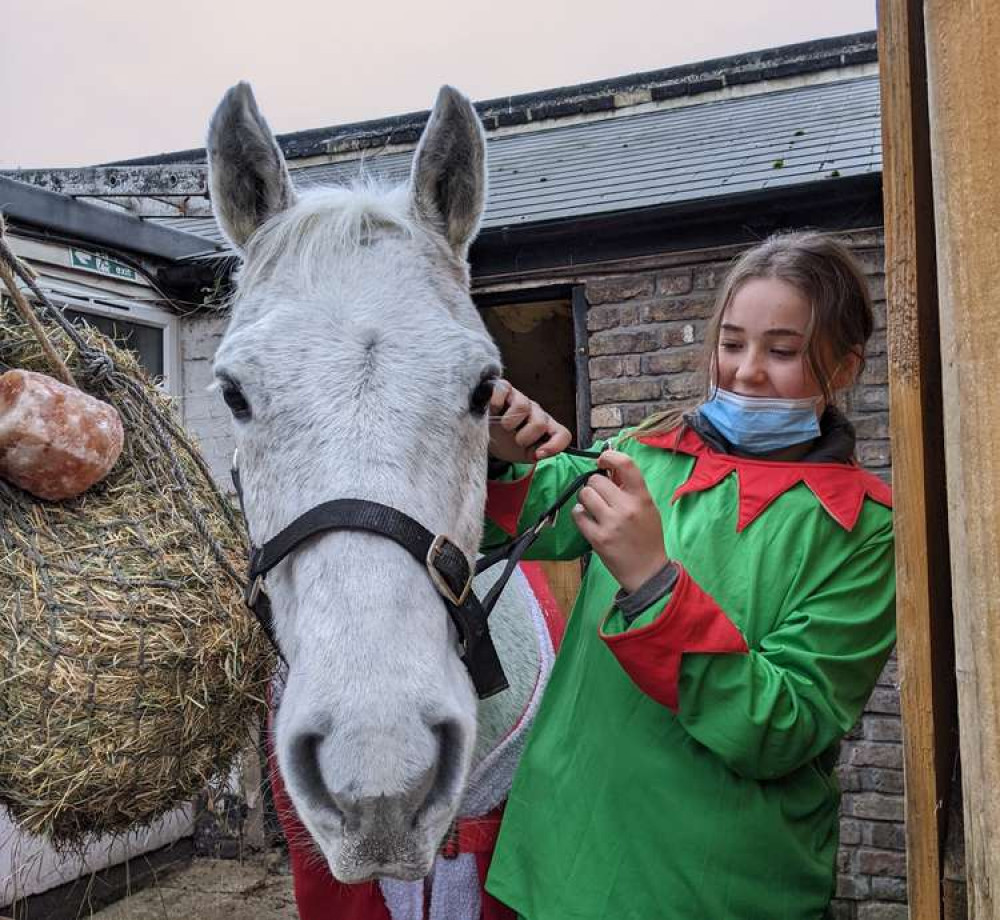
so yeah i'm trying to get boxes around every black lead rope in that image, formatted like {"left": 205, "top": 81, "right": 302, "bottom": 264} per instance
{"left": 475, "top": 446, "right": 608, "bottom": 615}
{"left": 231, "top": 445, "right": 606, "bottom": 699}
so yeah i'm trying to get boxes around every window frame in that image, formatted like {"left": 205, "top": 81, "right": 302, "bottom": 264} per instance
{"left": 39, "top": 291, "right": 181, "bottom": 398}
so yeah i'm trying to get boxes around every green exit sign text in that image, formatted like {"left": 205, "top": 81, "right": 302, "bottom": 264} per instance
{"left": 71, "top": 249, "right": 137, "bottom": 281}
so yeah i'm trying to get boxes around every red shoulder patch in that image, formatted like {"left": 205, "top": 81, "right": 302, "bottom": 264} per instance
{"left": 639, "top": 427, "right": 892, "bottom": 532}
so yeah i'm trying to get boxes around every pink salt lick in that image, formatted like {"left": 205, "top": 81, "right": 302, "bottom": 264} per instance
{"left": 0, "top": 369, "right": 124, "bottom": 501}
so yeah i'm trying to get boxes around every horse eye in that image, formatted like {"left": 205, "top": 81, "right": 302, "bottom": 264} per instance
{"left": 469, "top": 377, "right": 496, "bottom": 416}
{"left": 221, "top": 382, "right": 251, "bottom": 420}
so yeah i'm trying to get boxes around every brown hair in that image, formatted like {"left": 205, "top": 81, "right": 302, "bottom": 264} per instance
{"left": 627, "top": 231, "right": 874, "bottom": 440}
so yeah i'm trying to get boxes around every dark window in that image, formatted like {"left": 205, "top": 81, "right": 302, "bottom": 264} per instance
{"left": 63, "top": 309, "right": 164, "bottom": 380}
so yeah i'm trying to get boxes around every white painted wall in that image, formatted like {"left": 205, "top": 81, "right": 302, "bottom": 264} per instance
{"left": 179, "top": 311, "right": 233, "bottom": 488}
{"left": 0, "top": 810, "right": 193, "bottom": 905}
{"left": 178, "top": 310, "right": 269, "bottom": 854}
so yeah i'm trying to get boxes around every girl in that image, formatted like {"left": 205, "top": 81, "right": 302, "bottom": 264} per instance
{"left": 482, "top": 232, "right": 895, "bottom": 920}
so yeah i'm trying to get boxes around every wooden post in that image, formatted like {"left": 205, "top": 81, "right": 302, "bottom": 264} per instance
{"left": 240, "top": 718, "right": 268, "bottom": 853}
{"left": 924, "top": 1, "right": 1000, "bottom": 915}
{"left": 572, "top": 284, "right": 593, "bottom": 449}
{"left": 878, "top": 2, "right": 957, "bottom": 915}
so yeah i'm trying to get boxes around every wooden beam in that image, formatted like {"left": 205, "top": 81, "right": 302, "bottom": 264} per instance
{"left": 924, "top": 1, "right": 1000, "bottom": 915}
{"left": 572, "top": 285, "right": 593, "bottom": 449}
{"left": 877, "top": 2, "right": 957, "bottom": 917}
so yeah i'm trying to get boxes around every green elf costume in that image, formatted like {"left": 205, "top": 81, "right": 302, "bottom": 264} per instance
{"left": 482, "top": 409, "right": 895, "bottom": 920}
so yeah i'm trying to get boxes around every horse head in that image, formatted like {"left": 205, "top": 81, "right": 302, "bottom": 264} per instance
{"left": 208, "top": 83, "right": 503, "bottom": 882}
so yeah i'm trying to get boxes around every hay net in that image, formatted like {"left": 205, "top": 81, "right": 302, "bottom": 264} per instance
{"left": 0, "top": 222, "right": 272, "bottom": 845}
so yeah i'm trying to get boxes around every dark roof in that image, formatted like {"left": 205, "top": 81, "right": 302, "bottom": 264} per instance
{"left": 151, "top": 75, "right": 881, "bottom": 247}
{"left": 112, "top": 30, "right": 876, "bottom": 166}
{"left": 301, "top": 77, "right": 880, "bottom": 227}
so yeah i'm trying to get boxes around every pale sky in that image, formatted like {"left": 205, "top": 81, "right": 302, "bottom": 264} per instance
{"left": 1, "top": 0, "right": 876, "bottom": 169}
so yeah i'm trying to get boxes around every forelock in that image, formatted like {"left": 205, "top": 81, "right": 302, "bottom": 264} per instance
{"left": 236, "top": 181, "right": 420, "bottom": 294}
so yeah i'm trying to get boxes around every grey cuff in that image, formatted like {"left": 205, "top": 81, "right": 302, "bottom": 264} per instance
{"left": 614, "top": 562, "right": 680, "bottom": 625}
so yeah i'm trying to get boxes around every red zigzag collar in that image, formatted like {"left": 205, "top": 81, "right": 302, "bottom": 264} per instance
{"left": 638, "top": 427, "right": 892, "bottom": 533}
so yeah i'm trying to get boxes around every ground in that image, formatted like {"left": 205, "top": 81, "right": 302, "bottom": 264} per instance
{"left": 87, "top": 856, "right": 297, "bottom": 920}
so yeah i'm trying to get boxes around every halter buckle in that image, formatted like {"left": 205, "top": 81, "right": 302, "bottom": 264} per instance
{"left": 533, "top": 508, "right": 559, "bottom": 534}
{"left": 247, "top": 574, "right": 266, "bottom": 608}
{"left": 426, "top": 535, "right": 472, "bottom": 607}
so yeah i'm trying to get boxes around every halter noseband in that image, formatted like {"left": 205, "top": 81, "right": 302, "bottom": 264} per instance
{"left": 231, "top": 448, "right": 603, "bottom": 699}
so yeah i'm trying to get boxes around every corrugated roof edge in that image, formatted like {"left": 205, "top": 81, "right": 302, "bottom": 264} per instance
{"left": 0, "top": 176, "right": 220, "bottom": 260}
{"left": 105, "top": 30, "right": 877, "bottom": 167}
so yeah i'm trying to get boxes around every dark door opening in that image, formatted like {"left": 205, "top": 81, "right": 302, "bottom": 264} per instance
{"left": 478, "top": 296, "right": 585, "bottom": 617}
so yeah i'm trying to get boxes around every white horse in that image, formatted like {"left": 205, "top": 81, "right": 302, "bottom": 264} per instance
{"left": 207, "top": 83, "right": 553, "bottom": 893}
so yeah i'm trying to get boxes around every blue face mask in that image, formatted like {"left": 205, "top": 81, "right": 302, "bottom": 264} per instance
{"left": 697, "top": 388, "right": 821, "bottom": 455}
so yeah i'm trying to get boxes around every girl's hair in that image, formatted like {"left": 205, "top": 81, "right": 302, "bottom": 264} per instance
{"left": 627, "top": 230, "right": 874, "bottom": 439}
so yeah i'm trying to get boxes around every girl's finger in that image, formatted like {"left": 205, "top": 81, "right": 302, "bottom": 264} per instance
{"left": 585, "top": 472, "right": 623, "bottom": 505}
{"left": 488, "top": 378, "right": 513, "bottom": 414}
{"left": 577, "top": 483, "right": 612, "bottom": 521}
{"left": 513, "top": 411, "right": 551, "bottom": 449}
{"left": 571, "top": 502, "right": 599, "bottom": 540}
{"left": 535, "top": 420, "right": 572, "bottom": 459}
{"left": 499, "top": 391, "right": 533, "bottom": 432}
{"left": 597, "top": 450, "right": 648, "bottom": 494}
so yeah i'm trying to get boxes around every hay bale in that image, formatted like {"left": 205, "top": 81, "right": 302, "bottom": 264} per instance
{"left": 0, "top": 280, "right": 272, "bottom": 844}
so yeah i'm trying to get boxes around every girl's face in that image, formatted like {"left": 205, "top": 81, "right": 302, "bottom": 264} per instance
{"left": 716, "top": 277, "right": 825, "bottom": 409}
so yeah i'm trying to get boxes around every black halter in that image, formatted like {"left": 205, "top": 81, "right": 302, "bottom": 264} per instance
{"left": 231, "top": 448, "right": 604, "bottom": 699}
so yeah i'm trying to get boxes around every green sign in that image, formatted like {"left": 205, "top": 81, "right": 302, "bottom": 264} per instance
{"left": 71, "top": 249, "right": 137, "bottom": 281}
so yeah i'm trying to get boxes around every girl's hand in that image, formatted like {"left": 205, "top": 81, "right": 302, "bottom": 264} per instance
{"left": 572, "top": 451, "right": 669, "bottom": 594}
{"left": 488, "top": 380, "right": 572, "bottom": 464}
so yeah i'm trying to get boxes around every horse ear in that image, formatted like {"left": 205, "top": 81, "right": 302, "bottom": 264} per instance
{"left": 207, "top": 82, "right": 296, "bottom": 251}
{"left": 410, "top": 86, "right": 487, "bottom": 259}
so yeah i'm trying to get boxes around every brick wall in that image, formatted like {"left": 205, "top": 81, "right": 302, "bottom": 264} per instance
{"left": 582, "top": 228, "right": 906, "bottom": 919}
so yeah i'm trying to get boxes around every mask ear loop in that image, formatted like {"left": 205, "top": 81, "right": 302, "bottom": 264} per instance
{"left": 821, "top": 346, "right": 856, "bottom": 408}
{"left": 707, "top": 347, "right": 721, "bottom": 401}
{"left": 829, "top": 362, "right": 844, "bottom": 400}
{"left": 830, "top": 346, "right": 865, "bottom": 393}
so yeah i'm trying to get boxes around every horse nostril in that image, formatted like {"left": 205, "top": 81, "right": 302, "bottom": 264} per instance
{"left": 287, "top": 731, "right": 349, "bottom": 828}
{"left": 285, "top": 717, "right": 467, "bottom": 840}
{"left": 412, "top": 718, "right": 465, "bottom": 827}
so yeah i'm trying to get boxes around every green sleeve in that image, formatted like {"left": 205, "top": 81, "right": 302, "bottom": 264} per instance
{"left": 481, "top": 442, "right": 610, "bottom": 561}
{"left": 676, "top": 519, "right": 896, "bottom": 780}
